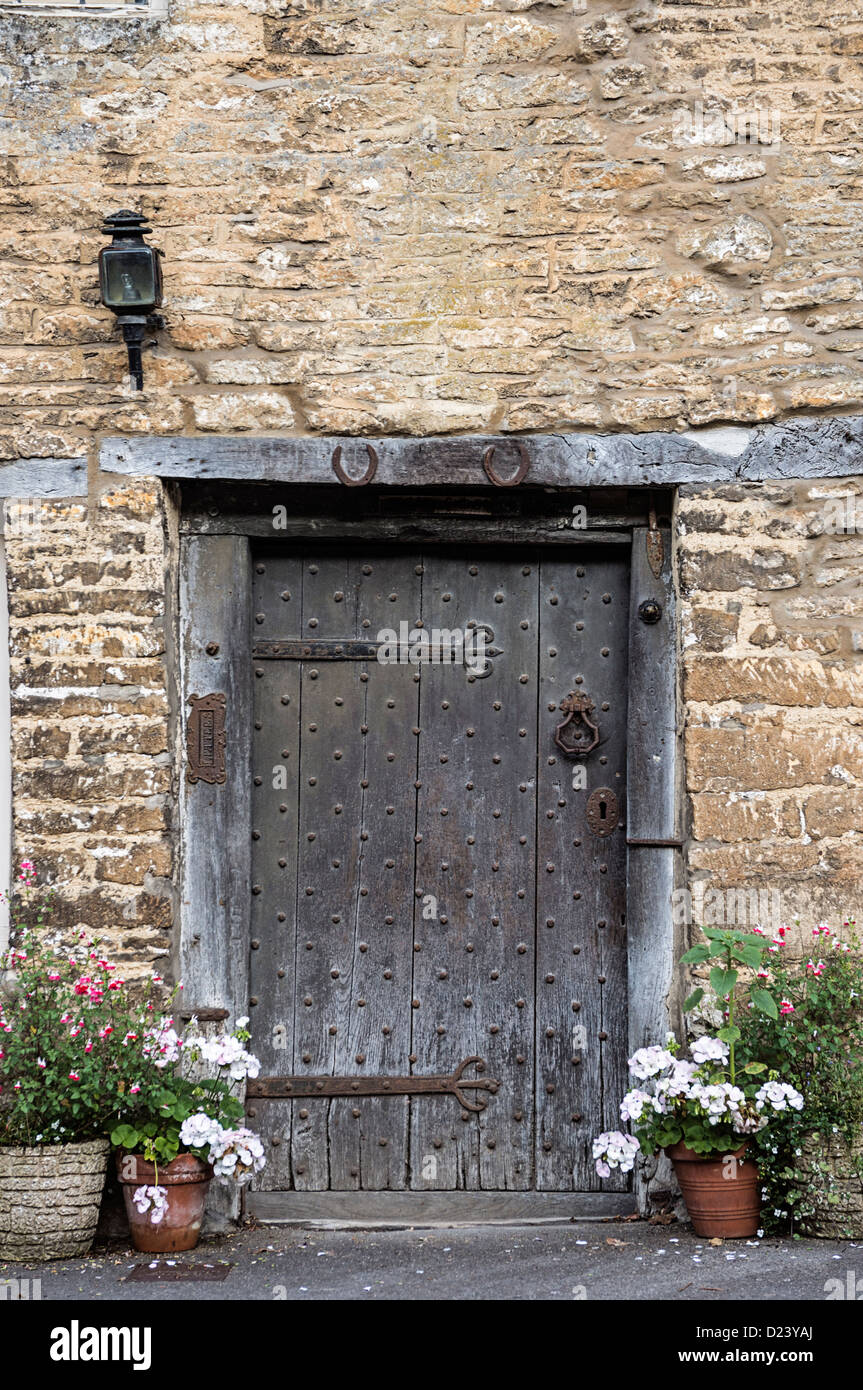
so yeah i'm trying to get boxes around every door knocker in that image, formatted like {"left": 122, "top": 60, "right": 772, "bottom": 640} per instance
{"left": 553, "top": 692, "right": 600, "bottom": 758}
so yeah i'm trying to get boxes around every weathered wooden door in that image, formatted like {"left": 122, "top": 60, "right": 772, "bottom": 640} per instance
{"left": 247, "top": 545, "right": 629, "bottom": 1192}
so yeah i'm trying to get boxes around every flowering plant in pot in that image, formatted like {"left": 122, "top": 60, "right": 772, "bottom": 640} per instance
{"left": 0, "top": 863, "right": 119, "bottom": 1259}
{"left": 0, "top": 860, "right": 266, "bottom": 1257}
{"left": 740, "top": 920, "right": 863, "bottom": 1237}
{"left": 109, "top": 1002, "right": 266, "bottom": 1253}
{"left": 593, "top": 925, "right": 804, "bottom": 1237}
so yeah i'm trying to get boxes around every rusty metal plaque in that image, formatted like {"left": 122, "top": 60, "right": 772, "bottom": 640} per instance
{"left": 186, "top": 692, "right": 226, "bottom": 785}
{"left": 586, "top": 787, "right": 619, "bottom": 837}
{"left": 126, "top": 1262, "right": 233, "bottom": 1282}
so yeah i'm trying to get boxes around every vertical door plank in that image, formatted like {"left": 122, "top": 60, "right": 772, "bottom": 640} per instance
{"left": 626, "top": 529, "right": 678, "bottom": 1048}
{"left": 410, "top": 552, "right": 538, "bottom": 1190}
{"left": 179, "top": 535, "right": 251, "bottom": 1025}
{"left": 289, "top": 553, "right": 360, "bottom": 1189}
{"left": 341, "top": 555, "right": 420, "bottom": 1189}
{"left": 536, "top": 549, "right": 629, "bottom": 1190}
{"left": 249, "top": 556, "right": 302, "bottom": 1188}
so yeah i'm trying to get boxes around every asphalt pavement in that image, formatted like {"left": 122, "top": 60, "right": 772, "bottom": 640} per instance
{"left": 2, "top": 1218, "right": 860, "bottom": 1302}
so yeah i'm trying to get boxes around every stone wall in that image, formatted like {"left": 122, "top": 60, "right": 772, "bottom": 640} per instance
{"left": 4, "top": 483, "right": 174, "bottom": 976}
{"left": 679, "top": 477, "right": 863, "bottom": 954}
{"left": 1, "top": 0, "right": 863, "bottom": 970}
{"left": 1, "top": 0, "right": 863, "bottom": 438}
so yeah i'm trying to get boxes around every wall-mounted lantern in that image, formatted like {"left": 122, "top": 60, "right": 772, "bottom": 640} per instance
{"left": 98, "top": 210, "right": 163, "bottom": 391}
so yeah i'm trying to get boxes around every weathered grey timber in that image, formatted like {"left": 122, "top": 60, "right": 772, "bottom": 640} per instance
{"left": 246, "top": 545, "right": 632, "bottom": 1196}
{"left": 100, "top": 415, "right": 863, "bottom": 487}
{"left": 245, "top": 1189, "right": 635, "bottom": 1224}
{"left": 625, "top": 526, "right": 681, "bottom": 1214}
{"left": 0, "top": 458, "right": 87, "bottom": 496}
{"left": 178, "top": 535, "right": 252, "bottom": 1024}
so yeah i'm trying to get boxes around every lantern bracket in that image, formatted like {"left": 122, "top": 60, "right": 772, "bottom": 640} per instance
{"left": 98, "top": 209, "right": 164, "bottom": 392}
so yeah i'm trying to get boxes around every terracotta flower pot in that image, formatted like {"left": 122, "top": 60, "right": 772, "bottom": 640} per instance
{"left": 115, "top": 1151, "right": 213, "bottom": 1253}
{"left": 0, "top": 1137, "right": 109, "bottom": 1260}
{"left": 666, "top": 1141, "right": 760, "bottom": 1238}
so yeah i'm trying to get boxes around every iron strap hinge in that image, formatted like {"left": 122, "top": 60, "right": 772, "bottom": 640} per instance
{"left": 247, "top": 1057, "right": 500, "bottom": 1113}
{"left": 252, "top": 629, "right": 503, "bottom": 678}
{"left": 254, "top": 639, "right": 379, "bottom": 661}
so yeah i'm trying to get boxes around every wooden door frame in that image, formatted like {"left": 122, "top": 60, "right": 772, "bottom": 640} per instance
{"left": 175, "top": 485, "right": 681, "bottom": 1219}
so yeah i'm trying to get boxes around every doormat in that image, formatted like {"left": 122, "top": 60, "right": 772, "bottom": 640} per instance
{"left": 126, "top": 1262, "right": 234, "bottom": 1282}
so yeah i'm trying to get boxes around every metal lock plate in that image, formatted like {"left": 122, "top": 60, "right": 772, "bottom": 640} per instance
{"left": 586, "top": 787, "right": 618, "bottom": 837}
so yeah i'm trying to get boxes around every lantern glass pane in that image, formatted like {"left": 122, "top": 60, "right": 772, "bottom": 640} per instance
{"left": 99, "top": 246, "right": 158, "bottom": 312}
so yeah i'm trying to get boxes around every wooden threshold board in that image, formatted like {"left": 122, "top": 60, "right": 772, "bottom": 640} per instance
{"left": 245, "top": 1191, "right": 635, "bottom": 1227}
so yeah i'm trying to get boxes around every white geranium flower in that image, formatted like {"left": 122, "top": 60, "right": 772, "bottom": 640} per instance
{"left": 627, "top": 1046, "right": 675, "bottom": 1080}
{"left": 132, "top": 1184, "right": 168, "bottom": 1225}
{"left": 620, "top": 1089, "right": 653, "bottom": 1123}
{"left": 207, "top": 1126, "right": 267, "bottom": 1182}
{"left": 179, "top": 1111, "right": 224, "bottom": 1150}
{"left": 691, "top": 1036, "right": 729, "bottom": 1067}
{"left": 592, "top": 1130, "right": 640, "bottom": 1177}
{"left": 754, "top": 1081, "right": 804, "bottom": 1114}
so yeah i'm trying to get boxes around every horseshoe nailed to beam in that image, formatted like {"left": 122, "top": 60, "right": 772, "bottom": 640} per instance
{"left": 331, "top": 443, "right": 379, "bottom": 486}
{"left": 482, "top": 441, "right": 531, "bottom": 487}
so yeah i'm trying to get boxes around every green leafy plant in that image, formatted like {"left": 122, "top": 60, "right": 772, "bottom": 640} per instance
{"left": 739, "top": 920, "right": 863, "bottom": 1233}
{"left": 0, "top": 862, "right": 126, "bottom": 1145}
{"left": 593, "top": 923, "right": 804, "bottom": 1171}
{"left": 107, "top": 1033, "right": 249, "bottom": 1168}
{"left": 681, "top": 924, "right": 782, "bottom": 1082}
{"left": 1, "top": 863, "right": 263, "bottom": 1188}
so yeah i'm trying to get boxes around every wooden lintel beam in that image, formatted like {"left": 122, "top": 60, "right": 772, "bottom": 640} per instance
{"left": 99, "top": 416, "right": 863, "bottom": 488}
